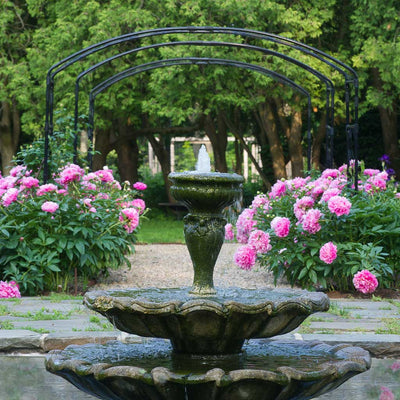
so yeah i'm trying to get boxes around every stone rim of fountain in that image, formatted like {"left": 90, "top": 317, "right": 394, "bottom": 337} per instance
{"left": 46, "top": 339, "right": 371, "bottom": 400}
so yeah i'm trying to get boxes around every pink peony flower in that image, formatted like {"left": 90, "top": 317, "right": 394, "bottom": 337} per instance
{"left": 119, "top": 207, "right": 140, "bottom": 233}
{"left": 379, "top": 386, "right": 395, "bottom": 400}
{"left": 286, "top": 177, "right": 309, "bottom": 190}
{"left": 2, "top": 187, "right": 19, "bottom": 207}
{"left": 236, "top": 208, "right": 257, "bottom": 243}
{"left": 131, "top": 198, "right": 146, "bottom": 214}
{"left": 82, "top": 198, "right": 92, "bottom": 207}
{"left": 234, "top": 245, "right": 257, "bottom": 270}
{"left": 321, "top": 168, "right": 340, "bottom": 179}
{"left": 36, "top": 183, "right": 58, "bottom": 196}
{"left": 270, "top": 180, "right": 287, "bottom": 198}
{"left": 363, "top": 168, "right": 380, "bottom": 177}
{"left": 293, "top": 196, "right": 314, "bottom": 221}
{"left": 248, "top": 230, "right": 271, "bottom": 253}
{"left": 224, "top": 223, "right": 235, "bottom": 241}
{"left": 20, "top": 176, "right": 39, "bottom": 189}
{"left": 353, "top": 270, "right": 378, "bottom": 294}
{"left": 94, "top": 167, "right": 114, "bottom": 183}
{"left": 9, "top": 165, "right": 27, "bottom": 177}
{"left": 369, "top": 175, "right": 387, "bottom": 191}
{"left": 327, "top": 195, "right": 352, "bottom": 216}
{"left": 271, "top": 216, "right": 290, "bottom": 238}
{"left": 58, "top": 164, "right": 85, "bottom": 185}
{"left": 0, "top": 175, "right": 17, "bottom": 190}
{"left": 390, "top": 361, "right": 400, "bottom": 372}
{"left": 321, "top": 187, "right": 341, "bottom": 202}
{"left": 0, "top": 281, "right": 21, "bottom": 298}
{"left": 133, "top": 181, "right": 147, "bottom": 191}
{"left": 302, "top": 209, "right": 322, "bottom": 234}
{"left": 41, "top": 201, "right": 59, "bottom": 213}
{"left": 251, "top": 194, "right": 269, "bottom": 209}
{"left": 82, "top": 182, "right": 97, "bottom": 191}
{"left": 319, "top": 242, "right": 337, "bottom": 264}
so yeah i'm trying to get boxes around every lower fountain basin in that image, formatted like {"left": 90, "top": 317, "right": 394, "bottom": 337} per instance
{"left": 46, "top": 339, "right": 371, "bottom": 400}
{"left": 84, "top": 287, "right": 330, "bottom": 354}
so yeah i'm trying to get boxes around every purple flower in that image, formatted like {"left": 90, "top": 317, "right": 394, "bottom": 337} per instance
{"left": 379, "top": 154, "right": 390, "bottom": 163}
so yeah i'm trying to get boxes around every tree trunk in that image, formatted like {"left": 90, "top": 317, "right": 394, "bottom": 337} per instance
{"left": 0, "top": 100, "right": 20, "bottom": 174}
{"left": 256, "top": 101, "right": 287, "bottom": 180}
{"left": 275, "top": 98, "right": 304, "bottom": 178}
{"left": 202, "top": 112, "right": 228, "bottom": 172}
{"left": 288, "top": 108, "right": 304, "bottom": 177}
{"left": 223, "top": 113, "right": 271, "bottom": 190}
{"left": 115, "top": 122, "right": 139, "bottom": 184}
{"left": 92, "top": 127, "right": 113, "bottom": 171}
{"left": 378, "top": 105, "right": 400, "bottom": 179}
{"left": 311, "top": 113, "right": 327, "bottom": 171}
{"left": 148, "top": 134, "right": 174, "bottom": 203}
{"left": 371, "top": 68, "right": 400, "bottom": 178}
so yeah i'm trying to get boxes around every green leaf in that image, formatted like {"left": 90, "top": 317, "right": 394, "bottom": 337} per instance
{"left": 75, "top": 241, "right": 85, "bottom": 255}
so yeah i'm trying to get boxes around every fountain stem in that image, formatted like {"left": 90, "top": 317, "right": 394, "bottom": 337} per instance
{"left": 168, "top": 170, "right": 244, "bottom": 296}
{"left": 184, "top": 213, "right": 226, "bottom": 295}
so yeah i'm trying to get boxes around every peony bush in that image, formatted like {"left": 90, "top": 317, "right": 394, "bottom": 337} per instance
{"left": 230, "top": 161, "right": 400, "bottom": 293}
{"left": 0, "top": 164, "right": 147, "bottom": 295}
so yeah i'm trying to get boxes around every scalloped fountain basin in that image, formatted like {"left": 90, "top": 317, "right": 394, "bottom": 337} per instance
{"left": 46, "top": 339, "right": 371, "bottom": 400}
{"left": 84, "top": 287, "right": 330, "bottom": 354}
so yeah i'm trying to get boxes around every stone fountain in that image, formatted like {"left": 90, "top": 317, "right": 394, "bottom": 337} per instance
{"left": 46, "top": 146, "right": 370, "bottom": 399}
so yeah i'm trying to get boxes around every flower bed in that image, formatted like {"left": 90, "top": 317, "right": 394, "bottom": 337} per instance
{"left": 0, "top": 164, "right": 147, "bottom": 295}
{"left": 230, "top": 162, "right": 400, "bottom": 293}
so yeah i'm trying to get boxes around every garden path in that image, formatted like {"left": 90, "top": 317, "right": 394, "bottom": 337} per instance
{"left": 95, "top": 243, "right": 286, "bottom": 290}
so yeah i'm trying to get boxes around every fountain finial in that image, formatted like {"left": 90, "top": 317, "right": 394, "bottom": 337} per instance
{"left": 196, "top": 144, "right": 211, "bottom": 173}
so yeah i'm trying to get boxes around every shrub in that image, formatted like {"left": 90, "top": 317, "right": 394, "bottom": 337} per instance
{"left": 231, "top": 161, "right": 400, "bottom": 293}
{"left": 0, "top": 164, "right": 147, "bottom": 295}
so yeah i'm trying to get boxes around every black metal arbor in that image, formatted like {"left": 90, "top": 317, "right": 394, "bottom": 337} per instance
{"left": 44, "top": 26, "right": 359, "bottom": 186}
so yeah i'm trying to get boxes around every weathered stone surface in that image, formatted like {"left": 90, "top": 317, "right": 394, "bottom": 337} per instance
{"left": 300, "top": 333, "right": 400, "bottom": 358}
{"left": 43, "top": 332, "right": 119, "bottom": 352}
{"left": 0, "top": 330, "right": 42, "bottom": 351}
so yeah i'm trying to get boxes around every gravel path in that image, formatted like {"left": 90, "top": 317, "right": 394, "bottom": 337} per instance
{"left": 94, "top": 243, "right": 287, "bottom": 290}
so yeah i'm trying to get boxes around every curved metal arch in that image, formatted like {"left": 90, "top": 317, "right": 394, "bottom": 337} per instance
{"left": 46, "top": 27, "right": 356, "bottom": 133}
{"left": 85, "top": 57, "right": 313, "bottom": 170}
{"left": 74, "top": 40, "right": 335, "bottom": 166}
{"left": 74, "top": 39, "right": 335, "bottom": 122}
{"left": 44, "top": 27, "right": 359, "bottom": 185}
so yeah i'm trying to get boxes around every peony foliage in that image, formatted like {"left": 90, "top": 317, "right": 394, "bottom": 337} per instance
{"left": 231, "top": 162, "right": 400, "bottom": 293}
{"left": 0, "top": 164, "right": 147, "bottom": 295}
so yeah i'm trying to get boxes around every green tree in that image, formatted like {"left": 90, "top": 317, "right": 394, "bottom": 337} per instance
{"left": 350, "top": 0, "right": 400, "bottom": 178}
{"left": 0, "top": 1, "right": 35, "bottom": 173}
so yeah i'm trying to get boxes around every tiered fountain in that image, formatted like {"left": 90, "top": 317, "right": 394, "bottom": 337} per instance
{"left": 46, "top": 146, "right": 370, "bottom": 400}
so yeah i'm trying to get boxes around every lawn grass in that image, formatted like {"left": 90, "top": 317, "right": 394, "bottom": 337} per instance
{"left": 137, "top": 216, "right": 185, "bottom": 244}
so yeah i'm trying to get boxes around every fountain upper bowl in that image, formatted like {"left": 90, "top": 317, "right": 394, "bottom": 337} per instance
{"left": 169, "top": 171, "right": 244, "bottom": 214}
{"left": 84, "top": 287, "right": 330, "bottom": 355}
